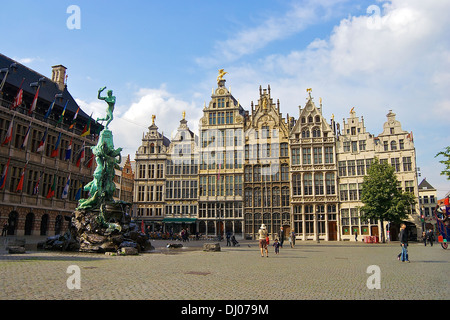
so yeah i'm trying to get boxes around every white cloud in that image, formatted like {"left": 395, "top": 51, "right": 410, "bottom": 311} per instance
{"left": 76, "top": 86, "right": 202, "bottom": 160}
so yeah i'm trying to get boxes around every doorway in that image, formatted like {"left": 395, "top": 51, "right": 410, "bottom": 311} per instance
{"left": 328, "top": 221, "right": 337, "bottom": 241}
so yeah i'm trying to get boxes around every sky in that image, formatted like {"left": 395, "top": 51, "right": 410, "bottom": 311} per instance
{"left": 1, "top": 0, "right": 449, "bottom": 197}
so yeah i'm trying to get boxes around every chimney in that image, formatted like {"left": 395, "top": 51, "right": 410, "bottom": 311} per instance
{"left": 51, "top": 65, "right": 67, "bottom": 91}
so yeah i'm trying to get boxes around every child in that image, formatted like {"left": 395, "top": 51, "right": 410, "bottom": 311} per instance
{"left": 273, "top": 238, "right": 280, "bottom": 255}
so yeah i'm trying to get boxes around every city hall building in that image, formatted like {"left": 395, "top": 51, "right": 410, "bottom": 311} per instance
{"left": 0, "top": 53, "right": 101, "bottom": 236}
{"left": 134, "top": 71, "right": 423, "bottom": 241}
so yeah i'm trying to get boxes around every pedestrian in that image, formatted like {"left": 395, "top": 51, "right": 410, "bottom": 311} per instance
{"left": 258, "top": 224, "right": 269, "bottom": 257}
{"left": 399, "top": 223, "right": 410, "bottom": 262}
{"left": 355, "top": 230, "right": 358, "bottom": 242}
{"left": 427, "top": 229, "right": 434, "bottom": 246}
{"left": 273, "top": 238, "right": 280, "bottom": 255}
{"left": 290, "top": 229, "right": 295, "bottom": 248}
{"left": 226, "top": 231, "right": 231, "bottom": 246}
{"left": 2, "top": 221, "right": 8, "bottom": 237}
{"left": 278, "top": 227, "right": 284, "bottom": 248}
{"left": 422, "top": 231, "right": 427, "bottom": 246}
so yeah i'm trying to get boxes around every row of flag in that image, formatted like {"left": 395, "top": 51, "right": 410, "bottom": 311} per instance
{"left": 1, "top": 119, "right": 93, "bottom": 167}
{"left": 0, "top": 158, "right": 84, "bottom": 200}
{"left": 6, "top": 79, "right": 93, "bottom": 136}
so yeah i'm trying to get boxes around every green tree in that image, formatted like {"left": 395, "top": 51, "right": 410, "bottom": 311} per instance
{"left": 435, "top": 146, "right": 450, "bottom": 180}
{"left": 359, "top": 158, "right": 416, "bottom": 243}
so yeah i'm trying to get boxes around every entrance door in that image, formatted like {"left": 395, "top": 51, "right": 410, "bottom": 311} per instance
{"left": 25, "top": 213, "right": 34, "bottom": 235}
{"left": 371, "top": 225, "right": 379, "bottom": 237}
{"left": 328, "top": 221, "right": 338, "bottom": 241}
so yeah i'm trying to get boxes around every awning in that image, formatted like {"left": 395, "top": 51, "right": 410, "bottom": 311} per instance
{"left": 163, "top": 218, "right": 197, "bottom": 224}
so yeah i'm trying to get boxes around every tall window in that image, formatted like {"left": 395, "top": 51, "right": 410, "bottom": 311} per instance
{"left": 281, "top": 187, "right": 289, "bottom": 207}
{"left": 313, "top": 147, "right": 322, "bottom": 164}
{"left": 291, "top": 148, "right": 300, "bottom": 165}
{"left": 302, "top": 148, "right": 311, "bottom": 165}
{"left": 303, "top": 173, "right": 313, "bottom": 195}
{"left": 324, "top": 147, "right": 333, "bottom": 164}
{"left": 292, "top": 174, "right": 301, "bottom": 196}
{"left": 314, "top": 173, "right": 324, "bottom": 195}
{"left": 325, "top": 173, "right": 335, "bottom": 195}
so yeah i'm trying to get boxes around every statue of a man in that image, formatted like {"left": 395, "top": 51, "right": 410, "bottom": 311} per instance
{"left": 97, "top": 87, "right": 115, "bottom": 128}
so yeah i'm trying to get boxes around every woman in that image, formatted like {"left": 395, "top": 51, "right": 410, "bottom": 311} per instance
{"left": 258, "top": 224, "right": 269, "bottom": 257}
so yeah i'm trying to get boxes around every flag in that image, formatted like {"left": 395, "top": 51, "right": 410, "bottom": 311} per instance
{"left": 69, "top": 107, "right": 79, "bottom": 130}
{"left": 76, "top": 141, "right": 85, "bottom": 167}
{"left": 33, "top": 171, "right": 44, "bottom": 195}
{"left": 15, "top": 164, "right": 27, "bottom": 193}
{"left": 36, "top": 128, "right": 48, "bottom": 153}
{"left": 20, "top": 123, "right": 32, "bottom": 149}
{"left": 80, "top": 113, "right": 92, "bottom": 137}
{"left": 86, "top": 153, "right": 94, "bottom": 168}
{"left": 0, "top": 70, "right": 8, "bottom": 93}
{"left": 44, "top": 99, "right": 55, "bottom": 120}
{"left": 61, "top": 173, "right": 70, "bottom": 199}
{"left": 11, "top": 78, "right": 25, "bottom": 110}
{"left": 56, "top": 100, "right": 68, "bottom": 126}
{"left": 141, "top": 220, "right": 145, "bottom": 233}
{"left": 28, "top": 86, "right": 40, "bottom": 115}
{"left": 75, "top": 183, "right": 83, "bottom": 201}
{"left": 65, "top": 137, "right": 72, "bottom": 161}
{"left": 46, "top": 174, "right": 56, "bottom": 199}
{"left": 1, "top": 119, "right": 13, "bottom": 146}
{"left": 0, "top": 158, "right": 10, "bottom": 190}
{"left": 50, "top": 132, "right": 62, "bottom": 158}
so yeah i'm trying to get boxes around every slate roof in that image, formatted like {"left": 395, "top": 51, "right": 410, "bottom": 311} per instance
{"left": 0, "top": 53, "right": 101, "bottom": 131}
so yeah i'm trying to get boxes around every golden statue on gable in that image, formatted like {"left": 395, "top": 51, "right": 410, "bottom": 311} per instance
{"left": 217, "top": 69, "right": 227, "bottom": 85}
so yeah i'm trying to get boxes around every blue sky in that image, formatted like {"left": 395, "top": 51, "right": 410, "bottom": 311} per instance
{"left": 1, "top": 0, "right": 449, "bottom": 197}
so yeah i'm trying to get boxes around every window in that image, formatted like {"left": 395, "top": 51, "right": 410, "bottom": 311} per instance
{"left": 302, "top": 148, "right": 311, "bottom": 165}
{"left": 254, "top": 188, "right": 261, "bottom": 207}
{"left": 391, "top": 158, "right": 400, "bottom": 172}
{"left": 324, "top": 147, "right": 333, "bottom": 164}
{"left": 399, "top": 139, "right": 404, "bottom": 150}
{"left": 302, "top": 129, "right": 310, "bottom": 138}
{"left": 403, "top": 157, "right": 412, "bottom": 171}
{"left": 391, "top": 141, "right": 397, "bottom": 151}
{"left": 313, "top": 147, "right": 322, "bottom": 164}
{"left": 326, "top": 173, "right": 335, "bottom": 195}
{"left": 351, "top": 141, "right": 358, "bottom": 153}
{"left": 280, "top": 143, "right": 288, "bottom": 157}
{"left": 314, "top": 173, "right": 324, "bottom": 195}
{"left": 359, "top": 140, "right": 366, "bottom": 151}
{"left": 281, "top": 187, "right": 289, "bottom": 207}
{"left": 304, "top": 173, "right": 313, "bottom": 195}
{"left": 312, "top": 127, "right": 321, "bottom": 137}
{"left": 292, "top": 174, "right": 301, "bottom": 196}
{"left": 245, "top": 188, "right": 252, "bottom": 207}
{"left": 339, "top": 184, "right": 348, "bottom": 201}
{"left": 272, "top": 187, "right": 280, "bottom": 207}
{"left": 351, "top": 127, "right": 356, "bottom": 135}
{"left": 349, "top": 183, "right": 358, "bottom": 200}
{"left": 338, "top": 161, "right": 347, "bottom": 176}
{"left": 291, "top": 148, "right": 300, "bottom": 165}
{"left": 253, "top": 165, "right": 261, "bottom": 182}
{"left": 356, "top": 160, "right": 365, "bottom": 175}
{"left": 383, "top": 141, "right": 388, "bottom": 151}
{"left": 343, "top": 141, "right": 350, "bottom": 152}
{"left": 281, "top": 165, "right": 289, "bottom": 181}
{"left": 347, "top": 160, "right": 356, "bottom": 176}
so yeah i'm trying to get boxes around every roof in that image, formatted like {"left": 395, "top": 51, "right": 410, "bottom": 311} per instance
{"left": 418, "top": 178, "right": 436, "bottom": 191}
{"left": 0, "top": 53, "right": 100, "bottom": 130}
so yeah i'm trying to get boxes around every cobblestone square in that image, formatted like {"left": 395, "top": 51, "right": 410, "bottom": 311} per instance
{"left": 0, "top": 237, "right": 448, "bottom": 301}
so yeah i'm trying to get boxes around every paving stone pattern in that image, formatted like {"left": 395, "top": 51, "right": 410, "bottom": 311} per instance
{"left": 0, "top": 237, "right": 448, "bottom": 300}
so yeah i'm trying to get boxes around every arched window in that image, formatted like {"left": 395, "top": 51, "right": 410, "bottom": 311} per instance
{"left": 315, "top": 115, "right": 321, "bottom": 123}
{"left": 254, "top": 188, "right": 261, "bottom": 207}
{"left": 308, "top": 116, "right": 313, "bottom": 123}
{"left": 281, "top": 187, "right": 290, "bottom": 207}
{"left": 245, "top": 188, "right": 253, "bottom": 207}
{"left": 312, "top": 127, "right": 321, "bottom": 137}
{"left": 150, "top": 143, "right": 155, "bottom": 153}
{"left": 301, "top": 129, "right": 310, "bottom": 138}
{"left": 272, "top": 187, "right": 280, "bottom": 207}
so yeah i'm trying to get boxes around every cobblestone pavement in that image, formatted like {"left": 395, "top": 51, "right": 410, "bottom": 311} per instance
{"left": 0, "top": 236, "right": 448, "bottom": 300}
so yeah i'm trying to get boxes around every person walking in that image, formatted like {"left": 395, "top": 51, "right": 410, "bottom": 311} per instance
{"left": 422, "top": 231, "right": 427, "bottom": 246}
{"left": 258, "top": 224, "right": 269, "bottom": 257}
{"left": 399, "top": 223, "right": 410, "bottom": 262}
{"left": 226, "top": 231, "right": 231, "bottom": 247}
{"left": 278, "top": 227, "right": 284, "bottom": 248}
{"left": 290, "top": 230, "right": 295, "bottom": 248}
{"left": 427, "top": 229, "right": 434, "bottom": 246}
{"left": 2, "top": 221, "right": 8, "bottom": 237}
{"left": 273, "top": 238, "right": 280, "bottom": 255}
